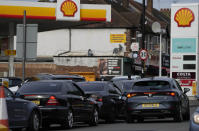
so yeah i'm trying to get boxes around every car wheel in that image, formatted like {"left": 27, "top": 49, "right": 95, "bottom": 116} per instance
{"left": 27, "top": 111, "right": 40, "bottom": 131}
{"left": 183, "top": 106, "right": 190, "bottom": 121}
{"left": 174, "top": 106, "right": 183, "bottom": 122}
{"left": 61, "top": 110, "right": 73, "bottom": 129}
{"left": 89, "top": 108, "right": 99, "bottom": 126}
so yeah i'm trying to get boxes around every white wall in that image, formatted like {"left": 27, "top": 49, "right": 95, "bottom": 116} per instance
{"left": 15, "top": 28, "right": 127, "bottom": 57}
{"left": 37, "top": 29, "right": 70, "bottom": 57}
{"left": 71, "top": 29, "right": 127, "bottom": 56}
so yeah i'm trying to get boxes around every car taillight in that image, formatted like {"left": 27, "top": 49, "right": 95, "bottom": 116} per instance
{"left": 46, "top": 96, "right": 60, "bottom": 106}
{"left": 166, "top": 92, "right": 176, "bottom": 96}
{"left": 97, "top": 98, "right": 103, "bottom": 102}
{"left": 127, "top": 93, "right": 137, "bottom": 98}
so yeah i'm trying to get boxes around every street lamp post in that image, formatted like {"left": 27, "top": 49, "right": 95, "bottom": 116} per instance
{"left": 141, "top": 0, "right": 146, "bottom": 78}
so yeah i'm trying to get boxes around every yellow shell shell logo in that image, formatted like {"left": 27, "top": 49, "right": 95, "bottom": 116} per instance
{"left": 174, "top": 8, "right": 194, "bottom": 27}
{"left": 60, "top": 0, "right": 78, "bottom": 17}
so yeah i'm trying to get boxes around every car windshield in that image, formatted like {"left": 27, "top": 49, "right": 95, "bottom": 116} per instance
{"left": 114, "top": 81, "right": 134, "bottom": 92}
{"left": 133, "top": 81, "right": 170, "bottom": 91}
{"left": 77, "top": 83, "right": 105, "bottom": 92}
{"left": 18, "top": 82, "right": 62, "bottom": 93}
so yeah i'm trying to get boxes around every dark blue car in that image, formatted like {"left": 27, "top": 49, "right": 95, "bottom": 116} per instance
{"left": 4, "top": 87, "right": 41, "bottom": 131}
{"left": 190, "top": 107, "right": 199, "bottom": 131}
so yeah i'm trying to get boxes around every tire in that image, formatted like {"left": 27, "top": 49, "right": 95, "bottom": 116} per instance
{"left": 61, "top": 110, "right": 73, "bottom": 129}
{"left": 173, "top": 106, "right": 183, "bottom": 122}
{"left": 27, "top": 111, "right": 40, "bottom": 131}
{"left": 89, "top": 108, "right": 99, "bottom": 126}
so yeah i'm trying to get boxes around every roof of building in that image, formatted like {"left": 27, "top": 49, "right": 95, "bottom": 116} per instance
{"left": 77, "top": 0, "right": 170, "bottom": 31}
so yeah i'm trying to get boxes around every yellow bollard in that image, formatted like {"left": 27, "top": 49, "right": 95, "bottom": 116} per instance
{"left": 192, "top": 81, "right": 197, "bottom": 96}
{"left": 0, "top": 124, "right": 8, "bottom": 131}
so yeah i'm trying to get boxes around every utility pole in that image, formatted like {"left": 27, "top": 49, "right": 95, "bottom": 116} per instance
{"left": 22, "top": 10, "right": 27, "bottom": 82}
{"left": 141, "top": 0, "right": 146, "bottom": 78}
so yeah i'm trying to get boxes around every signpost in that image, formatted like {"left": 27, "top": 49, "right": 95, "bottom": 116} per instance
{"left": 139, "top": 49, "right": 148, "bottom": 61}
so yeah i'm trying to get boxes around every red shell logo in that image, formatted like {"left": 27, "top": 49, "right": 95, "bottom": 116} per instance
{"left": 174, "top": 8, "right": 194, "bottom": 27}
{"left": 60, "top": 0, "right": 78, "bottom": 17}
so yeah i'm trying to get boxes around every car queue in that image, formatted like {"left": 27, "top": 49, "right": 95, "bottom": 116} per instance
{"left": 0, "top": 75, "right": 194, "bottom": 131}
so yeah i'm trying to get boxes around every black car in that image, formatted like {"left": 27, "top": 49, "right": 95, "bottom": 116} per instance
{"left": 16, "top": 80, "right": 99, "bottom": 129}
{"left": 77, "top": 81, "right": 127, "bottom": 122}
{"left": 126, "top": 77, "right": 190, "bottom": 123}
{"left": 3, "top": 87, "right": 41, "bottom": 131}
{"left": 31, "top": 73, "right": 86, "bottom": 82}
{"left": 113, "top": 80, "right": 136, "bottom": 94}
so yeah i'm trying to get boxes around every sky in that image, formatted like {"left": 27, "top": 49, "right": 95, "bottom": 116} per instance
{"left": 4, "top": 0, "right": 199, "bottom": 10}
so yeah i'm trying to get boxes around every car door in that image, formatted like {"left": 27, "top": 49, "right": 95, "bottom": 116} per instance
{"left": 107, "top": 83, "right": 125, "bottom": 116}
{"left": 67, "top": 82, "right": 91, "bottom": 121}
{"left": 72, "top": 83, "right": 93, "bottom": 118}
{"left": 4, "top": 87, "right": 26, "bottom": 128}
{"left": 173, "top": 80, "right": 189, "bottom": 112}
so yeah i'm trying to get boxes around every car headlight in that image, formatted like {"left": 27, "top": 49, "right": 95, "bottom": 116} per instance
{"left": 194, "top": 112, "right": 199, "bottom": 124}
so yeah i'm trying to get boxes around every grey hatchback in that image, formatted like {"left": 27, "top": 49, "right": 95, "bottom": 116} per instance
{"left": 126, "top": 77, "right": 190, "bottom": 123}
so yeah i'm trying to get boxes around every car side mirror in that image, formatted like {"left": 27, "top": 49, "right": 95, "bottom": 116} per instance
{"left": 184, "top": 88, "right": 190, "bottom": 94}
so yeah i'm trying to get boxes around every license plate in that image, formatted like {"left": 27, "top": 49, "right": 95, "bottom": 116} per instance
{"left": 142, "top": 103, "right": 159, "bottom": 108}
{"left": 31, "top": 100, "right": 40, "bottom": 105}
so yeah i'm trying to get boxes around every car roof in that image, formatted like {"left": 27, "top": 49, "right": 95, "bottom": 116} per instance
{"left": 77, "top": 81, "right": 110, "bottom": 84}
{"left": 0, "top": 77, "right": 22, "bottom": 80}
{"left": 36, "top": 73, "right": 85, "bottom": 79}
{"left": 111, "top": 75, "right": 141, "bottom": 81}
{"left": 26, "top": 79, "right": 74, "bottom": 83}
{"left": 134, "top": 77, "right": 173, "bottom": 83}
{"left": 113, "top": 79, "right": 136, "bottom": 83}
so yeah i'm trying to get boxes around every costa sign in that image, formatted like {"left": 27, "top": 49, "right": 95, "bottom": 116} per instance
{"left": 172, "top": 72, "right": 195, "bottom": 79}
{"left": 174, "top": 8, "right": 195, "bottom": 27}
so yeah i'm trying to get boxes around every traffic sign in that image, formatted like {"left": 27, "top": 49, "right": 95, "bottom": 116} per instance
{"left": 139, "top": 49, "right": 148, "bottom": 61}
{"left": 4, "top": 50, "right": 16, "bottom": 56}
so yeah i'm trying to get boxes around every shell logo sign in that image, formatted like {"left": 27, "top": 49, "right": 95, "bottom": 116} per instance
{"left": 174, "top": 8, "right": 195, "bottom": 27}
{"left": 56, "top": 0, "right": 80, "bottom": 21}
{"left": 60, "top": 0, "right": 77, "bottom": 17}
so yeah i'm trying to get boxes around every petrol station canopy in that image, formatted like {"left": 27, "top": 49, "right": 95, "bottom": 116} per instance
{"left": 0, "top": 0, "right": 111, "bottom": 36}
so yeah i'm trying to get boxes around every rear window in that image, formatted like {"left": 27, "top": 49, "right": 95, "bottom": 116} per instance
{"left": 18, "top": 82, "right": 62, "bottom": 93}
{"left": 9, "top": 79, "right": 22, "bottom": 87}
{"left": 114, "top": 81, "right": 134, "bottom": 92}
{"left": 77, "top": 83, "right": 105, "bottom": 92}
{"left": 133, "top": 81, "right": 170, "bottom": 91}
